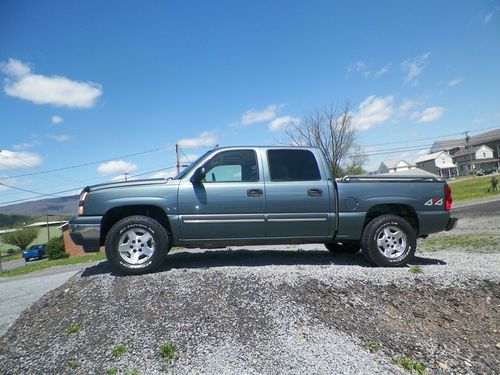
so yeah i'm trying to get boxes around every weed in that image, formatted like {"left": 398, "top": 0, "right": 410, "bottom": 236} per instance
{"left": 66, "top": 323, "right": 80, "bottom": 334}
{"left": 157, "top": 341, "right": 176, "bottom": 368}
{"left": 409, "top": 265, "right": 423, "bottom": 274}
{"left": 362, "top": 339, "right": 381, "bottom": 352}
{"left": 107, "top": 368, "right": 118, "bottom": 375}
{"left": 392, "top": 356, "right": 426, "bottom": 374}
{"left": 124, "top": 369, "right": 140, "bottom": 375}
{"left": 67, "top": 361, "right": 78, "bottom": 370}
{"left": 111, "top": 344, "right": 127, "bottom": 357}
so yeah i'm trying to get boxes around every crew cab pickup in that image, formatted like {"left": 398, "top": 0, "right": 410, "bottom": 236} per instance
{"left": 69, "top": 147, "right": 457, "bottom": 274}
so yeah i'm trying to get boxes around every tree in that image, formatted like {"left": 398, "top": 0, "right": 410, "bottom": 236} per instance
{"left": 284, "top": 104, "right": 358, "bottom": 178}
{"left": 1, "top": 227, "right": 40, "bottom": 251}
{"left": 46, "top": 236, "right": 68, "bottom": 260}
{"left": 343, "top": 144, "right": 368, "bottom": 176}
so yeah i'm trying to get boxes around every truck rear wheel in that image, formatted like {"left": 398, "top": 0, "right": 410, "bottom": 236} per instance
{"left": 361, "top": 214, "right": 416, "bottom": 267}
{"left": 324, "top": 242, "right": 360, "bottom": 254}
{"left": 105, "top": 215, "right": 170, "bottom": 275}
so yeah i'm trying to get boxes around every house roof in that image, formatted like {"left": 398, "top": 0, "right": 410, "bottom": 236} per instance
{"left": 452, "top": 145, "right": 494, "bottom": 158}
{"left": 380, "top": 159, "right": 411, "bottom": 169}
{"left": 430, "top": 128, "right": 500, "bottom": 152}
{"left": 414, "top": 151, "right": 449, "bottom": 163}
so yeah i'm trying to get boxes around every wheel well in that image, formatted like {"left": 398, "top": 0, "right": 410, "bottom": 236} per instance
{"left": 100, "top": 205, "right": 171, "bottom": 245}
{"left": 363, "top": 204, "right": 419, "bottom": 233}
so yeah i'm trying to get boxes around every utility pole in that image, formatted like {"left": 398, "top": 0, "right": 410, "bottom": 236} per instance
{"left": 465, "top": 131, "right": 474, "bottom": 174}
{"left": 175, "top": 143, "right": 181, "bottom": 174}
{"left": 46, "top": 208, "right": 51, "bottom": 241}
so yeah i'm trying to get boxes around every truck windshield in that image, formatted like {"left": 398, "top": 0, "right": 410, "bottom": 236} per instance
{"left": 173, "top": 150, "right": 212, "bottom": 180}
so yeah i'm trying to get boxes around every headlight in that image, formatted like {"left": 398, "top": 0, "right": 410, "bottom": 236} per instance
{"left": 78, "top": 188, "right": 89, "bottom": 215}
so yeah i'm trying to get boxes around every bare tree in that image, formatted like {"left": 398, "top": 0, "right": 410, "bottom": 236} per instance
{"left": 343, "top": 144, "right": 368, "bottom": 175}
{"left": 284, "top": 104, "right": 357, "bottom": 177}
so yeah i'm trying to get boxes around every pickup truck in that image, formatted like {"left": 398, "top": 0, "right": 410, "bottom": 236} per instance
{"left": 23, "top": 244, "right": 46, "bottom": 262}
{"left": 69, "top": 146, "right": 457, "bottom": 274}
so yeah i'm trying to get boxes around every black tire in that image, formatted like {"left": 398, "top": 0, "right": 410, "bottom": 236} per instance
{"left": 105, "top": 215, "right": 170, "bottom": 275}
{"left": 324, "top": 242, "right": 360, "bottom": 254}
{"left": 361, "top": 214, "right": 416, "bottom": 267}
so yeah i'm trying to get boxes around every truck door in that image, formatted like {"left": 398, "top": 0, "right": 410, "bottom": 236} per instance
{"left": 178, "top": 149, "right": 266, "bottom": 240}
{"left": 264, "top": 149, "right": 332, "bottom": 238}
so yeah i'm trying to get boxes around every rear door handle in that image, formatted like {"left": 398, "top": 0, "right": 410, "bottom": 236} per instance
{"left": 307, "top": 188, "right": 323, "bottom": 197}
{"left": 247, "top": 189, "right": 263, "bottom": 197}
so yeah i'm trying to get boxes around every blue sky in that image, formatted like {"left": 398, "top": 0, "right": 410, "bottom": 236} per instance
{"left": 0, "top": 0, "right": 499, "bottom": 206}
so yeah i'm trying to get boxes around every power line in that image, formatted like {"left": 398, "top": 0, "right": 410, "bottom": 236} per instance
{"left": 0, "top": 181, "right": 62, "bottom": 198}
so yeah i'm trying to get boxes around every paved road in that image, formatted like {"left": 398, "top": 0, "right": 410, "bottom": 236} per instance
{"left": 0, "top": 262, "right": 102, "bottom": 337}
{"left": 0, "top": 257, "right": 48, "bottom": 272}
{"left": 453, "top": 197, "right": 500, "bottom": 217}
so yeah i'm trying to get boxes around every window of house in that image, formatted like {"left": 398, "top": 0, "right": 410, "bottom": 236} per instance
{"left": 267, "top": 149, "right": 321, "bottom": 181}
{"left": 483, "top": 152, "right": 486, "bottom": 158}
{"left": 203, "top": 150, "right": 258, "bottom": 182}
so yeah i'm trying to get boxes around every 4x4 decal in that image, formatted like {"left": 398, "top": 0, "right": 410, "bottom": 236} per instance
{"left": 424, "top": 198, "right": 443, "bottom": 206}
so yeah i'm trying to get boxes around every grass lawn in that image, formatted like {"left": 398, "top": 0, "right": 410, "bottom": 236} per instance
{"left": 448, "top": 174, "right": 500, "bottom": 202}
{"left": 0, "top": 253, "right": 106, "bottom": 277}
{"left": 420, "top": 234, "right": 499, "bottom": 253}
{"left": 0, "top": 252, "right": 22, "bottom": 262}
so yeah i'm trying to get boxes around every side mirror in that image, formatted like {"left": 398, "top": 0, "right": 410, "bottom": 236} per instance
{"left": 190, "top": 167, "right": 206, "bottom": 184}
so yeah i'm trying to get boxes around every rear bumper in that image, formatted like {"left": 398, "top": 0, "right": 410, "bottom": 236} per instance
{"left": 68, "top": 216, "right": 102, "bottom": 252}
{"left": 446, "top": 217, "right": 458, "bottom": 231}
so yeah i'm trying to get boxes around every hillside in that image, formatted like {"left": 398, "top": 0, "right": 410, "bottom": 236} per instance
{"left": 0, "top": 195, "right": 79, "bottom": 217}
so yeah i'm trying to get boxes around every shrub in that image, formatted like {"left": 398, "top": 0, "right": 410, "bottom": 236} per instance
{"left": 46, "top": 236, "right": 68, "bottom": 260}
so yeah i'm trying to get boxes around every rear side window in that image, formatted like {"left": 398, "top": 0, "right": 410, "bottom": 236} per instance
{"left": 267, "top": 149, "right": 321, "bottom": 181}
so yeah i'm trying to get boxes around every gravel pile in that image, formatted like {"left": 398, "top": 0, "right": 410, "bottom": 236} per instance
{"left": 1, "top": 246, "right": 499, "bottom": 375}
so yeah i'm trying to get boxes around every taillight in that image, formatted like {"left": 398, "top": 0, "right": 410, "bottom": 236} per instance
{"left": 444, "top": 184, "right": 452, "bottom": 211}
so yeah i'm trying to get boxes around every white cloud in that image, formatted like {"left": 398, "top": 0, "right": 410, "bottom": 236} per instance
{"left": 0, "top": 176, "right": 18, "bottom": 192}
{"left": 47, "top": 134, "right": 73, "bottom": 142}
{"left": 51, "top": 115, "right": 64, "bottom": 124}
{"left": 97, "top": 160, "right": 137, "bottom": 175}
{"left": 1, "top": 58, "right": 102, "bottom": 108}
{"left": 12, "top": 142, "right": 34, "bottom": 150}
{"left": 347, "top": 61, "right": 368, "bottom": 74}
{"left": 472, "top": 117, "right": 486, "bottom": 124}
{"left": 351, "top": 95, "right": 394, "bottom": 130}
{"left": 447, "top": 77, "right": 464, "bottom": 87}
{"left": 0, "top": 150, "right": 42, "bottom": 170}
{"left": 484, "top": 13, "right": 493, "bottom": 24}
{"left": 401, "top": 52, "right": 431, "bottom": 85}
{"left": 178, "top": 131, "right": 217, "bottom": 147}
{"left": 410, "top": 106, "right": 445, "bottom": 123}
{"left": 240, "top": 104, "right": 284, "bottom": 125}
{"left": 268, "top": 115, "right": 300, "bottom": 132}
{"left": 373, "top": 64, "right": 391, "bottom": 78}
{"left": 397, "top": 99, "right": 416, "bottom": 118}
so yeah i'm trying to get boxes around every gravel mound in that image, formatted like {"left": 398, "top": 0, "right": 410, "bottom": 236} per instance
{"left": 1, "top": 248, "right": 499, "bottom": 375}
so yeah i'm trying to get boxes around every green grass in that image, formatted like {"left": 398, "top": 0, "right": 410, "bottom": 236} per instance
{"left": 107, "top": 367, "right": 118, "bottom": 375}
{"left": 0, "top": 253, "right": 106, "bottom": 277}
{"left": 448, "top": 175, "right": 500, "bottom": 202}
{"left": 392, "top": 356, "right": 426, "bottom": 374}
{"left": 67, "top": 361, "right": 78, "bottom": 370}
{"left": 409, "top": 265, "right": 423, "bottom": 274}
{"left": 157, "top": 341, "right": 176, "bottom": 369}
{"left": 362, "top": 339, "right": 381, "bottom": 352}
{"left": 0, "top": 252, "right": 22, "bottom": 262}
{"left": 422, "top": 234, "right": 499, "bottom": 253}
{"left": 66, "top": 323, "right": 80, "bottom": 334}
{"left": 111, "top": 344, "right": 127, "bottom": 358}
{"left": 124, "top": 369, "right": 140, "bottom": 375}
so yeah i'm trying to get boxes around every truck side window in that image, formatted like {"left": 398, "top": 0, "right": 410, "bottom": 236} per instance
{"left": 268, "top": 149, "right": 321, "bottom": 181}
{"left": 203, "top": 150, "right": 259, "bottom": 182}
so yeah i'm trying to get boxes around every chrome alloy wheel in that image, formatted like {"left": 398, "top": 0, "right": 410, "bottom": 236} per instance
{"left": 376, "top": 225, "right": 407, "bottom": 258}
{"left": 118, "top": 228, "right": 156, "bottom": 265}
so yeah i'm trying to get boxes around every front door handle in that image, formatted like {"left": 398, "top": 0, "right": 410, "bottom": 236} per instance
{"left": 247, "top": 189, "right": 263, "bottom": 197}
{"left": 307, "top": 188, "right": 323, "bottom": 197}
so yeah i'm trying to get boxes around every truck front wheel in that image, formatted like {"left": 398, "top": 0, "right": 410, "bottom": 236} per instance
{"left": 361, "top": 214, "right": 416, "bottom": 267}
{"left": 105, "top": 215, "right": 170, "bottom": 275}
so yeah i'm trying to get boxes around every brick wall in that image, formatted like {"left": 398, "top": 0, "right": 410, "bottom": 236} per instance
{"left": 62, "top": 227, "right": 104, "bottom": 257}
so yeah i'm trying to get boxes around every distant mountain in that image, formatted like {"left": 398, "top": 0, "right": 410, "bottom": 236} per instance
{"left": 0, "top": 195, "right": 80, "bottom": 217}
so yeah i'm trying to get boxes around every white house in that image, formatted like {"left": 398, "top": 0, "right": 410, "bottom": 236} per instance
{"left": 376, "top": 159, "right": 415, "bottom": 174}
{"left": 452, "top": 145, "right": 499, "bottom": 174}
{"left": 414, "top": 151, "right": 458, "bottom": 178}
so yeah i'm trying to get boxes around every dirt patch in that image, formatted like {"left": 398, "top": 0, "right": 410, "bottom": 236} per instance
{"left": 294, "top": 279, "right": 500, "bottom": 374}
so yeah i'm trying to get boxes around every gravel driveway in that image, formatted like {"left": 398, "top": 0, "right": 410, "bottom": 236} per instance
{"left": 0, "top": 210, "right": 498, "bottom": 375}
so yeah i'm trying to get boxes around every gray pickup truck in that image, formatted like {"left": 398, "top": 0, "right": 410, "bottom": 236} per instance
{"left": 69, "top": 146, "right": 457, "bottom": 274}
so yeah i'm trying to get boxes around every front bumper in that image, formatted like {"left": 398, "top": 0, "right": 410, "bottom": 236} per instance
{"left": 68, "top": 216, "right": 102, "bottom": 252}
{"left": 446, "top": 217, "right": 458, "bottom": 231}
